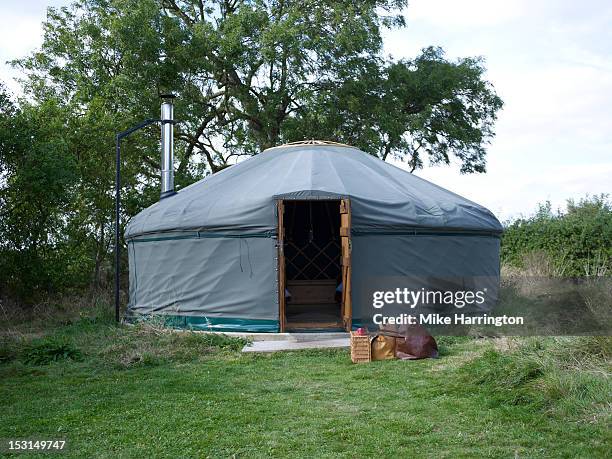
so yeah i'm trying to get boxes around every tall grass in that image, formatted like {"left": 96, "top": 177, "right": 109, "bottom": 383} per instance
{"left": 458, "top": 337, "right": 611, "bottom": 421}
{"left": 0, "top": 295, "right": 247, "bottom": 370}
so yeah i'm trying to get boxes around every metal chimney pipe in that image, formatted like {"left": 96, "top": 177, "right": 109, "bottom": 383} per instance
{"left": 160, "top": 96, "right": 175, "bottom": 199}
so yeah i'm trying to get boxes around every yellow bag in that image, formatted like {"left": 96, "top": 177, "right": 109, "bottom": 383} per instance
{"left": 371, "top": 335, "right": 396, "bottom": 360}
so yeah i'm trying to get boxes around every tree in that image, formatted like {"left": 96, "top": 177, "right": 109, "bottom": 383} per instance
{"left": 0, "top": 84, "right": 81, "bottom": 300}
{"left": 16, "top": 0, "right": 501, "bottom": 174}
{"left": 288, "top": 47, "right": 503, "bottom": 172}
{"left": 3, "top": 0, "right": 503, "bottom": 300}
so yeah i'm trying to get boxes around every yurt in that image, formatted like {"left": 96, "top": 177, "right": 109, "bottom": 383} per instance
{"left": 125, "top": 140, "right": 502, "bottom": 332}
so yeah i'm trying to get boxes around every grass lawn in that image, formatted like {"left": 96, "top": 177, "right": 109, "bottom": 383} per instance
{"left": 1, "top": 315, "right": 610, "bottom": 458}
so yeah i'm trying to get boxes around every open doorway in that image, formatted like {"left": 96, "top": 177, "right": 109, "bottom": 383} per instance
{"left": 278, "top": 199, "right": 352, "bottom": 331}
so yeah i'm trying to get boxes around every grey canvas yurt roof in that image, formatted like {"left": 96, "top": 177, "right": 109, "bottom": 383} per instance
{"left": 126, "top": 143, "right": 502, "bottom": 238}
{"left": 126, "top": 142, "right": 502, "bottom": 332}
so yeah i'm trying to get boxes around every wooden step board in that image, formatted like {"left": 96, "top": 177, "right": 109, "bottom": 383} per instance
{"left": 285, "top": 321, "right": 343, "bottom": 330}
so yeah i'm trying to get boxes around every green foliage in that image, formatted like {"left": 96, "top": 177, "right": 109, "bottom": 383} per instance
{"left": 21, "top": 338, "right": 82, "bottom": 365}
{"left": 0, "top": 340, "right": 18, "bottom": 364}
{"left": 0, "top": 87, "right": 85, "bottom": 300}
{"left": 287, "top": 47, "right": 503, "bottom": 172}
{"left": 1, "top": 320, "right": 609, "bottom": 457}
{"left": 1, "top": 0, "right": 503, "bottom": 302}
{"left": 501, "top": 195, "right": 612, "bottom": 277}
{"left": 14, "top": 0, "right": 502, "bottom": 173}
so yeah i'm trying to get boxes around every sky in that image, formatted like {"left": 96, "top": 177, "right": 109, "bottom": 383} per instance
{"left": 1, "top": 0, "right": 610, "bottom": 221}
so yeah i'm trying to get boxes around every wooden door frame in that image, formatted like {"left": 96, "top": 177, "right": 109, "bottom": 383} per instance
{"left": 276, "top": 198, "right": 352, "bottom": 332}
{"left": 277, "top": 199, "right": 286, "bottom": 332}
{"left": 340, "top": 198, "right": 352, "bottom": 331}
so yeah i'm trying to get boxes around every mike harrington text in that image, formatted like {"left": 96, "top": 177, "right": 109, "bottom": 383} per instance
{"left": 372, "top": 313, "right": 524, "bottom": 327}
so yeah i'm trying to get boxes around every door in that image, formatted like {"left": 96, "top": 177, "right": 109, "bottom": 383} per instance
{"left": 278, "top": 198, "right": 349, "bottom": 331}
{"left": 340, "top": 199, "right": 352, "bottom": 331}
{"left": 277, "top": 200, "right": 286, "bottom": 332}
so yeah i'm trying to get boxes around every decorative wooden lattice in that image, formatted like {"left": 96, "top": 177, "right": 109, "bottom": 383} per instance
{"left": 286, "top": 240, "right": 341, "bottom": 280}
{"left": 276, "top": 139, "right": 352, "bottom": 148}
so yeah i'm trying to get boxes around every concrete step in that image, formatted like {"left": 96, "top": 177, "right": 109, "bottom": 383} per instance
{"left": 242, "top": 337, "right": 350, "bottom": 353}
{"left": 216, "top": 331, "right": 349, "bottom": 342}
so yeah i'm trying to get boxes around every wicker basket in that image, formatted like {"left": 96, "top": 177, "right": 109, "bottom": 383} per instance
{"left": 350, "top": 331, "right": 371, "bottom": 363}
